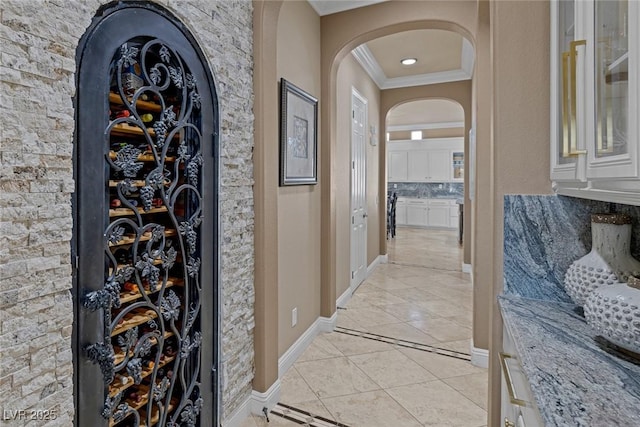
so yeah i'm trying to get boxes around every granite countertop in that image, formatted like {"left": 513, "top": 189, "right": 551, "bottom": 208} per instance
{"left": 499, "top": 294, "right": 640, "bottom": 427}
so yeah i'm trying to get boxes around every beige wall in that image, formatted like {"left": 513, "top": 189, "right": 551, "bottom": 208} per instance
{"left": 335, "top": 54, "right": 382, "bottom": 300}
{"left": 276, "top": 0, "right": 322, "bottom": 356}
{"left": 481, "top": 1, "right": 553, "bottom": 425}
{"left": 253, "top": 0, "right": 282, "bottom": 393}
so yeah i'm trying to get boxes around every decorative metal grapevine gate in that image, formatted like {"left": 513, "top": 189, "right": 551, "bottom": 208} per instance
{"left": 74, "top": 4, "right": 219, "bottom": 426}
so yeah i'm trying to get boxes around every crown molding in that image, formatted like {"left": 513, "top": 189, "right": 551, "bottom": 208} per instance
{"left": 461, "top": 37, "right": 475, "bottom": 77}
{"left": 380, "top": 69, "right": 470, "bottom": 89}
{"left": 308, "top": 0, "right": 388, "bottom": 16}
{"left": 351, "top": 45, "right": 386, "bottom": 87}
{"left": 352, "top": 39, "right": 474, "bottom": 89}
{"left": 387, "top": 121, "right": 465, "bottom": 132}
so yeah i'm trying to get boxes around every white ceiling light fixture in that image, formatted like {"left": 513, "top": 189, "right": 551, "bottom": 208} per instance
{"left": 401, "top": 57, "right": 417, "bottom": 66}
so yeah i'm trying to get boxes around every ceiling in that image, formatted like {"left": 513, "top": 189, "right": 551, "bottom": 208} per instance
{"left": 367, "top": 30, "right": 463, "bottom": 78}
{"left": 307, "top": 0, "right": 388, "bottom": 16}
{"left": 307, "top": 0, "right": 473, "bottom": 130}
{"left": 357, "top": 29, "right": 472, "bottom": 129}
{"left": 352, "top": 30, "right": 474, "bottom": 90}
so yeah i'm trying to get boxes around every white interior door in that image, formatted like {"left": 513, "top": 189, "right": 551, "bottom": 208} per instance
{"left": 351, "top": 89, "right": 367, "bottom": 290}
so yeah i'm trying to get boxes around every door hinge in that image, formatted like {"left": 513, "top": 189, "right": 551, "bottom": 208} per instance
{"left": 351, "top": 271, "right": 355, "bottom": 279}
{"left": 75, "top": 255, "right": 79, "bottom": 271}
{"left": 211, "top": 366, "right": 217, "bottom": 393}
{"left": 352, "top": 216, "right": 354, "bottom": 224}
{"left": 352, "top": 110, "right": 355, "bottom": 118}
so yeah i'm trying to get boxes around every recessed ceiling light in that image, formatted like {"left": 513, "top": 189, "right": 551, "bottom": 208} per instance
{"left": 401, "top": 58, "right": 417, "bottom": 66}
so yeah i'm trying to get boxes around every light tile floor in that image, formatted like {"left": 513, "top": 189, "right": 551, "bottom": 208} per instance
{"left": 241, "top": 228, "right": 488, "bottom": 427}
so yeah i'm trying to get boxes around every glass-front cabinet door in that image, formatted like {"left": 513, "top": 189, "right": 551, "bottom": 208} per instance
{"left": 551, "top": 0, "right": 584, "bottom": 182}
{"left": 587, "top": 0, "right": 638, "bottom": 179}
{"left": 551, "top": 0, "right": 639, "bottom": 199}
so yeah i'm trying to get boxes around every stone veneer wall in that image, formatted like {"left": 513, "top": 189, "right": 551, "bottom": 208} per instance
{"left": 0, "top": 0, "right": 255, "bottom": 424}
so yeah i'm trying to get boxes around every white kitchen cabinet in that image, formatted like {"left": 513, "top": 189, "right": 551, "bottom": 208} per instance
{"left": 449, "top": 205, "right": 460, "bottom": 229}
{"left": 551, "top": 0, "right": 640, "bottom": 204}
{"left": 407, "top": 150, "right": 429, "bottom": 181}
{"left": 388, "top": 151, "right": 408, "bottom": 182}
{"left": 398, "top": 198, "right": 457, "bottom": 229}
{"left": 452, "top": 151, "right": 464, "bottom": 182}
{"left": 395, "top": 198, "right": 407, "bottom": 225}
{"left": 426, "top": 200, "right": 451, "bottom": 228}
{"left": 388, "top": 138, "right": 463, "bottom": 183}
{"left": 406, "top": 150, "right": 451, "bottom": 182}
{"left": 406, "top": 199, "right": 428, "bottom": 226}
{"left": 426, "top": 150, "right": 451, "bottom": 182}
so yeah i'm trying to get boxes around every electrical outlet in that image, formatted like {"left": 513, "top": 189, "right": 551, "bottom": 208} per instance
{"left": 292, "top": 307, "right": 297, "bottom": 327}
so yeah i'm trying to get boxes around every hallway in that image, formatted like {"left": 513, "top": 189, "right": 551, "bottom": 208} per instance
{"left": 242, "top": 228, "right": 488, "bottom": 427}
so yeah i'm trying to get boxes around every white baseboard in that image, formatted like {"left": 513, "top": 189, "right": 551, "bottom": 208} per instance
{"left": 278, "top": 313, "right": 336, "bottom": 377}
{"left": 221, "top": 379, "right": 283, "bottom": 427}
{"left": 336, "top": 286, "right": 352, "bottom": 310}
{"left": 225, "top": 312, "right": 337, "bottom": 427}
{"left": 470, "top": 340, "right": 489, "bottom": 368}
{"left": 250, "top": 379, "right": 281, "bottom": 417}
{"left": 318, "top": 312, "right": 337, "bottom": 332}
{"left": 462, "top": 263, "right": 472, "bottom": 274}
{"left": 346, "top": 254, "right": 388, "bottom": 305}
{"left": 366, "top": 254, "right": 388, "bottom": 276}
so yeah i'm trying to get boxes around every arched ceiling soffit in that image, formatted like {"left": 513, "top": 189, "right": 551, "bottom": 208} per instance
{"left": 380, "top": 79, "right": 472, "bottom": 117}
{"left": 333, "top": 22, "right": 474, "bottom": 76}
{"left": 321, "top": 1, "right": 477, "bottom": 75}
{"left": 386, "top": 99, "right": 464, "bottom": 129}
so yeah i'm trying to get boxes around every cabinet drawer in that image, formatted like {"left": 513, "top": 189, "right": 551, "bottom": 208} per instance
{"left": 427, "top": 199, "right": 451, "bottom": 207}
{"left": 501, "top": 326, "right": 543, "bottom": 427}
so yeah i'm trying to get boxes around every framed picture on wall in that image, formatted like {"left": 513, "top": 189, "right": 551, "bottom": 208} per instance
{"left": 279, "top": 78, "right": 318, "bottom": 186}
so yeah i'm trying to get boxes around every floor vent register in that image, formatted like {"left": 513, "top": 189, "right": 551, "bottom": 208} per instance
{"left": 270, "top": 403, "right": 351, "bottom": 427}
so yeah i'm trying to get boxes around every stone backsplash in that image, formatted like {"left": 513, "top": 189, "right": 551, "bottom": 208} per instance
{"left": 388, "top": 182, "right": 464, "bottom": 199}
{"left": 503, "top": 195, "right": 640, "bottom": 302}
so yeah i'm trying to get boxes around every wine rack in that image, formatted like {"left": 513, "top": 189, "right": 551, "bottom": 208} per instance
{"left": 76, "top": 34, "right": 210, "bottom": 427}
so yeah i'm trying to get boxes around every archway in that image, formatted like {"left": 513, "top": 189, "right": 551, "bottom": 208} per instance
{"left": 381, "top": 83, "right": 473, "bottom": 267}
{"left": 385, "top": 97, "right": 468, "bottom": 267}
{"left": 319, "top": 2, "right": 478, "bottom": 323}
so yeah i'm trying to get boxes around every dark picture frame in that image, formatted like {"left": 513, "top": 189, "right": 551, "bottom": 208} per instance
{"left": 280, "top": 78, "right": 318, "bottom": 185}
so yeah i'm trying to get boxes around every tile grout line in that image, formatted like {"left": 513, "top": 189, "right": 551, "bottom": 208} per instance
{"left": 387, "top": 259, "right": 464, "bottom": 273}
{"left": 334, "top": 326, "right": 472, "bottom": 362}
